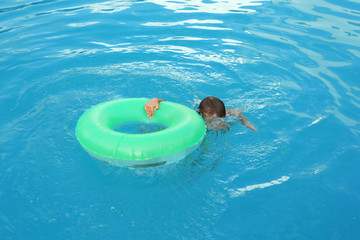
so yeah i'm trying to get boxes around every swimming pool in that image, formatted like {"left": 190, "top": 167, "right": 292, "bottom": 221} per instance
{"left": 1, "top": 0, "right": 359, "bottom": 239}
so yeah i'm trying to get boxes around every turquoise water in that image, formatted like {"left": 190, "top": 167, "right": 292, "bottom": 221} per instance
{"left": 1, "top": 0, "right": 360, "bottom": 239}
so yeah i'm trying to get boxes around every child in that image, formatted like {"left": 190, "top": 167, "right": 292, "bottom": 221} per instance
{"left": 144, "top": 97, "right": 257, "bottom": 131}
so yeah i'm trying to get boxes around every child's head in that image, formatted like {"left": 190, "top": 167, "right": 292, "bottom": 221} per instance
{"left": 197, "top": 96, "right": 226, "bottom": 118}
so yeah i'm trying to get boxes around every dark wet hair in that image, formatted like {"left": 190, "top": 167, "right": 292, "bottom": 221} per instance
{"left": 197, "top": 96, "right": 226, "bottom": 118}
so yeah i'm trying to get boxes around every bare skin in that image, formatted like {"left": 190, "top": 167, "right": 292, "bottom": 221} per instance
{"left": 144, "top": 98, "right": 164, "bottom": 119}
{"left": 226, "top": 109, "right": 257, "bottom": 131}
{"left": 144, "top": 98, "right": 257, "bottom": 131}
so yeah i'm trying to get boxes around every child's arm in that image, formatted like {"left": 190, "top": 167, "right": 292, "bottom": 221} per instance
{"left": 238, "top": 112, "right": 257, "bottom": 131}
{"left": 144, "top": 98, "right": 164, "bottom": 118}
{"left": 227, "top": 109, "right": 257, "bottom": 131}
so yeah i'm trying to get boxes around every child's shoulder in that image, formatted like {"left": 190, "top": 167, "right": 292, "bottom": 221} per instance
{"left": 226, "top": 108, "right": 242, "bottom": 117}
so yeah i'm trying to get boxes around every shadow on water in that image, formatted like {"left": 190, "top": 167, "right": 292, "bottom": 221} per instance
{"left": 84, "top": 128, "right": 229, "bottom": 189}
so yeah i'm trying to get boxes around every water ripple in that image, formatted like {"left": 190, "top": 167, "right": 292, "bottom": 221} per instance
{"left": 142, "top": 19, "right": 223, "bottom": 27}
{"left": 273, "top": 0, "right": 360, "bottom": 46}
{"left": 67, "top": 21, "right": 100, "bottom": 27}
{"left": 0, "top": 0, "right": 57, "bottom": 14}
{"left": 228, "top": 175, "right": 290, "bottom": 197}
{"left": 1, "top": 0, "right": 360, "bottom": 238}
{"left": 147, "top": 0, "right": 269, "bottom": 14}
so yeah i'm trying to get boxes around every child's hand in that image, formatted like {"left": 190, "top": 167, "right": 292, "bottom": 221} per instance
{"left": 144, "top": 98, "right": 163, "bottom": 118}
{"left": 246, "top": 124, "right": 257, "bottom": 131}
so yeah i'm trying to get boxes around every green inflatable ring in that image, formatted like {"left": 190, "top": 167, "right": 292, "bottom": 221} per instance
{"left": 76, "top": 98, "right": 206, "bottom": 168}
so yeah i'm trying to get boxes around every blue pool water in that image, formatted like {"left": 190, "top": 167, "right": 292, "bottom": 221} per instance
{"left": 1, "top": 0, "right": 360, "bottom": 239}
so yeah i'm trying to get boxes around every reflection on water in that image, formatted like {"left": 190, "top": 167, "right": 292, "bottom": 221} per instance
{"left": 149, "top": 0, "right": 269, "bottom": 14}
{"left": 4, "top": 0, "right": 268, "bottom": 21}
{"left": 113, "top": 121, "right": 167, "bottom": 134}
{"left": 228, "top": 175, "right": 291, "bottom": 197}
{"left": 142, "top": 19, "right": 223, "bottom": 27}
